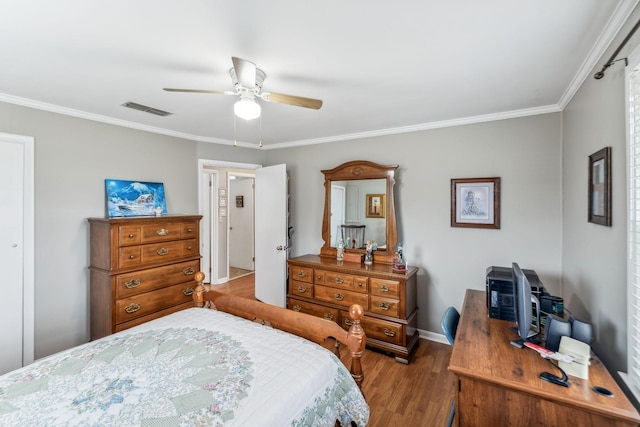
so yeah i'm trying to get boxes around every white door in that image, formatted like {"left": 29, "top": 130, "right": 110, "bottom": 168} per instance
{"left": 254, "top": 164, "right": 288, "bottom": 307}
{"left": 0, "top": 135, "right": 33, "bottom": 374}
{"left": 331, "top": 185, "right": 346, "bottom": 246}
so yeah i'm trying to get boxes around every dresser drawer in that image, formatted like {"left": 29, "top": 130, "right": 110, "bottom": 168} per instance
{"left": 370, "top": 278, "right": 400, "bottom": 297}
{"left": 370, "top": 296, "right": 400, "bottom": 318}
{"left": 140, "top": 222, "right": 183, "bottom": 243}
{"left": 181, "top": 221, "right": 198, "bottom": 238}
{"left": 288, "top": 298, "right": 339, "bottom": 322}
{"left": 115, "top": 282, "right": 196, "bottom": 324}
{"left": 115, "top": 260, "right": 199, "bottom": 299}
{"left": 118, "top": 239, "right": 196, "bottom": 268}
{"left": 118, "top": 225, "right": 142, "bottom": 246}
{"left": 341, "top": 312, "right": 403, "bottom": 346}
{"left": 315, "top": 285, "right": 369, "bottom": 309}
{"left": 289, "top": 280, "right": 313, "bottom": 298}
{"left": 290, "top": 265, "right": 313, "bottom": 283}
{"left": 314, "top": 270, "right": 326, "bottom": 284}
{"left": 324, "top": 271, "right": 354, "bottom": 290}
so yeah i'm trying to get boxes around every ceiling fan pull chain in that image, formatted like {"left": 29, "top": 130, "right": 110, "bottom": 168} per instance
{"left": 259, "top": 115, "right": 263, "bottom": 148}
{"left": 233, "top": 113, "right": 237, "bottom": 147}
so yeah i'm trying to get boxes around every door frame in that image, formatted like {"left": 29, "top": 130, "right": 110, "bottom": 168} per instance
{"left": 0, "top": 132, "right": 35, "bottom": 367}
{"left": 198, "top": 159, "right": 261, "bottom": 284}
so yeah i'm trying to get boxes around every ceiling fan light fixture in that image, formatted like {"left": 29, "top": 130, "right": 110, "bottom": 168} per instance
{"left": 234, "top": 97, "right": 261, "bottom": 120}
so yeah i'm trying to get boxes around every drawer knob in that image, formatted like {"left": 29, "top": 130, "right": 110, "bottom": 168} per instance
{"left": 156, "top": 228, "right": 169, "bottom": 236}
{"left": 157, "top": 248, "right": 169, "bottom": 256}
{"left": 124, "top": 279, "right": 140, "bottom": 289}
{"left": 186, "top": 247, "right": 192, "bottom": 251}
{"left": 297, "top": 286, "right": 307, "bottom": 293}
{"left": 183, "top": 287, "right": 194, "bottom": 296}
{"left": 377, "top": 302, "right": 390, "bottom": 311}
{"left": 378, "top": 285, "right": 390, "bottom": 292}
{"left": 187, "top": 228, "right": 192, "bottom": 233}
{"left": 183, "top": 267, "right": 195, "bottom": 275}
{"left": 344, "top": 318, "right": 354, "bottom": 326}
{"left": 128, "top": 233, "right": 135, "bottom": 238}
{"left": 334, "top": 277, "right": 344, "bottom": 284}
{"left": 129, "top": 255, "right": 135, "bottom": 259}
{"left": 334, "top": 293, "right": 344, "bottom": 301}
{"left": 124, "top": 303, "right": 141, "bottom": 314}
{"left": 384, "top": 328, "right": 396, "bottom": 337}
{"left": 292, "top": 304, "right": 302, "bottom": 312}
{"left": 324, "top": 313, "right": 334, "bottom": 321}
{"left": 296, "top": 271, "right": 307, "bottom": 278}
{"left": 357, "top": 282, "right": 365, "bottom": 287}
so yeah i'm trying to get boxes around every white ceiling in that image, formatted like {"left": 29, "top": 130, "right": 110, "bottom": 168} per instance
{"left": 0, "top": 1, "right": 636, "bottom": 149}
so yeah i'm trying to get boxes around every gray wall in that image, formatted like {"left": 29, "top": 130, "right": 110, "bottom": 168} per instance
{"left": 0, "top": 101, "right": 263, "bottom": 359}
{"left": 266, "top": 113, "right": 564, "bottom": 337}
{"left": 561, "top": 6, "right": 640, "bottom": 373}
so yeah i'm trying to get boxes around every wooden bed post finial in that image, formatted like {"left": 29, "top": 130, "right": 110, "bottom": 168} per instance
{"left": 193, "top": 271, "right": 206, "bottom": 307}
{"left": 347, "top": 304, "right": 366, "bottom": 388}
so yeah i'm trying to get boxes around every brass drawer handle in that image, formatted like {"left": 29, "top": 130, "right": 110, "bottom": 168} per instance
{"left": 378, "top": 285, "right": 390, "bottom": 292}
{"left": 292, "top": 304, "right": 302, "bottom": 312}
{"left": 334, "top": 293, "right": 344, "bottom": 301}
{"left": 384, "top": 328, "right": 396, "bottom": 337}
{"left": 378, "top": 302, "right": 390, "bottom": 311}
{"left": 297, "top": 286, "right": 307, "bottom": 293}
{"left": 124, "top": 303, "right": 141, "bottom": 314}
{"left": 183, "top": 267, "right": 195, "bottom": 275}
{"left": 124, "top": 279, "right": 140, "bottom": 289}
{"left": 334, "top": 277, "right": 344, "bottom": 284}
{"left": 128, "top": 233, "right": 135, "bottom": 238}
{"left": 183, "top": 287, "right": 194, "bottom": 296}
{"left": 323, "top": 313, "right": 334, "bottom": 321}
{"left": 157, "top": 248, "right": 169, "bottom": 256}
{"left": 296, "top": 271, "right": 307, "bottom": 278}
{"left": 129, "top": 255, "right": 135, "bottom": 259}
{"left": 344, "top": 318, "right": 354, "bottom": 326}
{"left": 156, "top": 228, "right": 169, "bottom": 236}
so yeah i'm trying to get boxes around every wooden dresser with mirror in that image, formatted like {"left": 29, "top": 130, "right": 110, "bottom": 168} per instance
{"left": 287, "top": 161, "right": 419, "bottom": 363}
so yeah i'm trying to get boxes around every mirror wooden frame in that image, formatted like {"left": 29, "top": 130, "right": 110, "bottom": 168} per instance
{"left": 320, "top": 160, "right": 398, "bottom": 264}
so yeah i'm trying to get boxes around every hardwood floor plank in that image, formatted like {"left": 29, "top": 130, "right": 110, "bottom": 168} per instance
{"left": 216, "top": 273, "right": 455, "bottom": 426}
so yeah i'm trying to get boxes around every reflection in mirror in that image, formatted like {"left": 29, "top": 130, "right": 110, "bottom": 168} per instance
{"left": 330, "top": 179, "right": 386, "bottom": 248}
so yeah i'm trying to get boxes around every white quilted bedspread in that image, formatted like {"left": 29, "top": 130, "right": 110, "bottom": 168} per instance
{"left": 0, "top": 308, "right": 369, "bottom": 426}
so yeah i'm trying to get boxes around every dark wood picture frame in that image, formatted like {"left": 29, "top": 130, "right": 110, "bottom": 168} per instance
{"left": 236, "top": 195, "right": 244, "bottom": 208}
{"left": 588, "top": 147, "right": 611, "bottom": 226}
{"left": 451, "top": 177, "right": 501, "bottom": 229}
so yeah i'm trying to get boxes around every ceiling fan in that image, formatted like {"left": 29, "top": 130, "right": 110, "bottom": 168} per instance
{"left": 164, "top": 57, "right": 323, "bottom": 121}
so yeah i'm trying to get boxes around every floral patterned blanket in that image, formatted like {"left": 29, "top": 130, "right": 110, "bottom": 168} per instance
{"left": 0, "top": 308, "right": 369, "bottom": 426}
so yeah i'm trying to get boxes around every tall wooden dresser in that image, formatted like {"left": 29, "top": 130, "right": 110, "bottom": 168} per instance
{"left": 287, "top": 254, "right": 419, "bottom": 363}
{"left": 88, "top": 215, "right": 202, "bottom": 340}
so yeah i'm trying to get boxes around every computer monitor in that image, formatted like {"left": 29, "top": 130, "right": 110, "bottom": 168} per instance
{"left": 513, "top": 262, "right": 540, "bottom": 340}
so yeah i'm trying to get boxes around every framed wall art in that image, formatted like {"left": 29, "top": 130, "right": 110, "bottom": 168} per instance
{"left": 451, "top": 177, "right": 500, "bottom": 229}
{"left": 366, "top": 194, "right": 385, "bottom": 218}
{"left": 236, "top": 195, "right": 244, "bottom": 208}
{"left": 588, "top": 147, "right": 611, "bottom": 226}
{"left": 105, "top": 179, "right": 167, "bottom": 218}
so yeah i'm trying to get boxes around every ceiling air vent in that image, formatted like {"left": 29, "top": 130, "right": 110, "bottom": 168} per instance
{"left": 122, "top": 101, "right": 172, "bottom": 117}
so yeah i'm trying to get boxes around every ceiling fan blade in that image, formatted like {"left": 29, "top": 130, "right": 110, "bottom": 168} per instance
{"left": 232, "top": 57, "right": 257, "bottom": 88}
{"left": 261, "top": 92, "right": 323, "bottom": 110}
{"left": 163, "top": 88, "right": 234, "bottom": 95}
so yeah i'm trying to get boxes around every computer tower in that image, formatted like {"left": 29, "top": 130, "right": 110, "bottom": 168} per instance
{"left": 486, "top": 266, "right": 544, "bottom": 321}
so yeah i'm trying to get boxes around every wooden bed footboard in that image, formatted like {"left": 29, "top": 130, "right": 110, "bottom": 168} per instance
{"left": 191, "top": 272, "right": 366, "bottom": 389}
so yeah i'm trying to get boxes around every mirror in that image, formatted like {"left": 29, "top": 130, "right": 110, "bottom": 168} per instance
{"left": 320, "top": 160, "right": 398, "bottom": 264}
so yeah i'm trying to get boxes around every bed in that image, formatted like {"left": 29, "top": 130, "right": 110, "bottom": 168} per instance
{"left": 0, "top": 273, "right": 369, "bottom": 426}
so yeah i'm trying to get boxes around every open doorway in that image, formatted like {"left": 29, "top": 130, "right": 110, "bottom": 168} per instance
{"left": 228, "top": 173, "right": 255, "bottom": 280}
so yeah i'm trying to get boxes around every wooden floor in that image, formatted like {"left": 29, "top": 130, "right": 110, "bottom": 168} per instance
{"left": 213, "top": 273, "right": 456, "bottom": 426}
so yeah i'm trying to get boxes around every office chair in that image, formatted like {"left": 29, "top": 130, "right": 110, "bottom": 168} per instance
{"left": 441, "top": 306, "right": 460, "bottom": 427}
